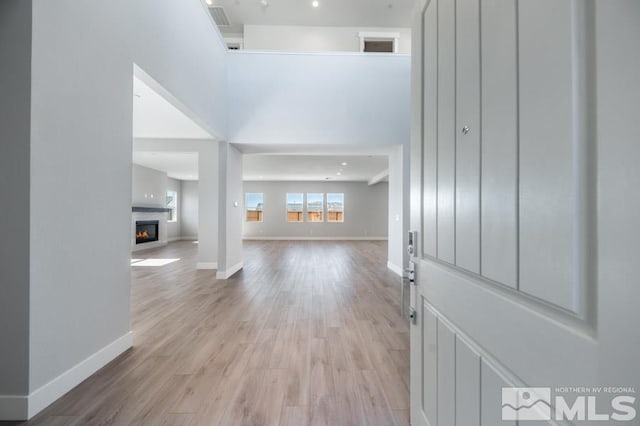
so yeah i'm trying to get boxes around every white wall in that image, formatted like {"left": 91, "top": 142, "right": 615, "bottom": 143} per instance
{"left": 387, "top": 145, "right": 404, "bottom": 274}
{"left": 0, "top": 0, "right": 31, "bottom": 400}
{"left": 244, "top": 25, "right": 411, "bottom": 54}
{"left": 132, "top": 164, "right": 168, "bottom": 207}
{"left": 243, "top": 181, "right": 388, "bottom": 239}
{"left": 4, "top": 0, "right": 229, "bottom": 419}
{"left": 180, "top": 180, "right": 199, "bottom": 239}
{"left": 167, "top": 178, "right": 181, "bottom": 240}
{"left": 133, "top": 138, "right": 219, "bottom": 270}
{"left": 228, "top": 51, "right": 410, "bottom": 146}
{"left": 217, "top": 143, "right": 244, "bottom": 278}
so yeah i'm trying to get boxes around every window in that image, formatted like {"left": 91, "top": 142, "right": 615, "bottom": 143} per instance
{"left": 364, "top": 40, "right": 394, "bottom": 53}
{"left": 166, "top": 190, "right": 177, "bottom": 222}
{"left": 246, "top": 193, "right": 263, "bottom": 222}
{"left": 327, "top": 193, "right": 344, "bottom": 222}
{"left": 359, "top": 31, "right": 400, "bottom": 53}
{"left": 287, "top": 193, "right": 304, "bottom": 222}
{"left": 307, "top": 193, "right": 324, "bottom": 222}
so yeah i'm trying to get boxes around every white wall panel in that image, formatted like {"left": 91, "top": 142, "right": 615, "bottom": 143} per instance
{"left": 480, "top": 0, "right": 518, "bottom": 289}
{"left": 436, "top": 321, "right": 455, "bottom": 426}
{"left": 455, "top": 337, "right": 480, "bottom": 426}
{"left": 422, "top": 0, "right": 438, "bottom": 258}
{"left": 422, "top": 303, "right": 438, "bottom": 425}
{"left": 518, "top": 0, "right": 576, "bottom": 311}
{"left": 481, "top": 361, "right": 516, "bottom": 426}
{"left": 454, "top": 0, "right": 480, "bottom": 273}
{"left": 436, "top": 0, "right": 456, "bottom": 264}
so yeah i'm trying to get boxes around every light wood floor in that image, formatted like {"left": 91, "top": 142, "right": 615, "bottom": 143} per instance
{"left": 16, "top": 240, "right": 409, "bottom": 426}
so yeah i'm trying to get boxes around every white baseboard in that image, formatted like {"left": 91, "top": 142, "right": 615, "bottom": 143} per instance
{"left": 197, "top": 262, "right": 218, "bottom": 270}
{"left": 0, "top": 395, "right": 28, "bottom": 421}
{"left": 243, "top": 236, "right": 388, "bottom": 241}
{"left": 131, "top": 240, "right": 168, "bottom": 252}
{"left": 0, "top": 331, "right": 133, "bottom": 421}
{"left": 387, "top": 261, "right": 404, "bottom": 277}
{"left": 168, "top": 236, "right": 198, "bottom": 242}
{"left": 216, "top": 262, "right": 243, "bottom": 279}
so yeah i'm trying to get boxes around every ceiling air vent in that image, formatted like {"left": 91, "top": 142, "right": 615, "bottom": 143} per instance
{"left": 208, "top": 6, "right": 230, "bottom": 26}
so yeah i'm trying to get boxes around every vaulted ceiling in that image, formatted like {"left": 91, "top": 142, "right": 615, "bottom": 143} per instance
{"left": 208, "top": 0, "right": 417, "bottom": 34}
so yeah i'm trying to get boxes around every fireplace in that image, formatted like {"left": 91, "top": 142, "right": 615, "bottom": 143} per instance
{"left": 135, "top": 220, "right": 159, "bottom": 244}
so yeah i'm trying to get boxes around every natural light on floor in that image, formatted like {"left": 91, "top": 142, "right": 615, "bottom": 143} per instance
{"left": 131, "top": 258, "right": 180, "bottom": 267}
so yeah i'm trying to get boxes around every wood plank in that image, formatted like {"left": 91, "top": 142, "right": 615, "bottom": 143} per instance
{"left": 21, "top": 240, "right": 407, "bottom": 425}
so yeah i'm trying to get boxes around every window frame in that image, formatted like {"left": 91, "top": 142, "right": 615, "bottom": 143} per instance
{"left": 286, "top": 193, "right": 304, "bottom": 223}
{"left": 306, "top": 193, "right": 324, "bottom": 222}
{"left": 166, "top": 190, "right": 178, "bottom": 223}
{"left": 326, "top": 193, "right": 345, "bottom": 223}
{"left": 358, "top": 31, "right": 400, "bottom": 53}
{"left": 245, "top": 192, "right": 264, "bottom": 223}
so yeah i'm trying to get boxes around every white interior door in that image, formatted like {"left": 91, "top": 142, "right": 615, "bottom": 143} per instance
{"left": 409, "top": 0, "right": 640, "bottom": 425}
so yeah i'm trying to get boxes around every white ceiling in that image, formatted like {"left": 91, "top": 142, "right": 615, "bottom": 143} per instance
{"left": 133, "top": 152, "right": 199, "bottom": 181}
{"left": 133, "top": 76, "right": 212, "bottom": 139}
{"left": 243, "top": 154, "right": 388, "bottom": 181}
{"left": 210, "top": 0, "right": 416, "bottom": 34}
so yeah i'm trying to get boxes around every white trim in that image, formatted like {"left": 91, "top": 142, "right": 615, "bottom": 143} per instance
{"left": 243, "top": 236, "right": 387, "bottom": 241}
{"left": 387, "top": 261, "right": 404, "bottom": 277}
{"left": 197, "top": 262, "right": 218, "bottom": 270}
{"left": 131, "top": 240, "right": 168, "bottom": 252}
{"left": 0, "top": 332, "right": 134, "bottom": 420}
{"left": 216, "top": 262, "right": 243, "bottom": 279}
{"left": 168, "top": 236, "right": 198, "bottom": 242}
{"left": 0, "top": 396, "right": 28, "bottom": 421}
{"left": 368, "top": 168, "right": 389, "bottom": 186}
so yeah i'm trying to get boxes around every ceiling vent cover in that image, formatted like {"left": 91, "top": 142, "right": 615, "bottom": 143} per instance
{"left": 208, "top": 6, "right": 230, "bottom": 26}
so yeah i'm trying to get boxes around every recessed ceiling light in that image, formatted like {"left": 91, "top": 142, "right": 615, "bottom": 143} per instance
{"left": 312, "top": 0, "right": 319, "bottom": 7}
{"left": 260, "top": 0, "right": 268, "bottom": 6}
{"left": 206, "top": 0, "right": 212, "bottom": 4}
{"left": 341, "top": 162, "right": 348, "bottom": 166}
{"left": 336, "top": 172, "right": 342, "bottom": 175}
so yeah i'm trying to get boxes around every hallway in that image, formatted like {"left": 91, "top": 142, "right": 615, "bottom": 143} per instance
{"left": 23, "top": 241, "right": 409, "bottom": 425}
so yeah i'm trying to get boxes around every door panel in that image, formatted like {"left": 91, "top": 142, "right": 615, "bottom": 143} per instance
{"left": 422, "top": 0, "right": 438, "bottom": 258}
{"left": 479, "top": 0, "right": 518, "bottom": 289}
{"left": 409, "top": 1, "right": 639, "bottom": 425}
{"left": 481, "top": 361, "right": 516, "bottom": 426}
{"left": 455, "top": 338, "right": 480, "bottom": 426}
{"left": 454, "top": 0, "right": 480, "bottom": 273}
{"left": 436, "top": 0, "right": 456, "bottom": 264}
{"left": 518, "top": 0, "right": 577, "bottom": 312}
{"left": 436, "top": 322, "right": 455, "bottom": 426}
{"left": 421, "top": 304, "right": 438, "bottom": 424}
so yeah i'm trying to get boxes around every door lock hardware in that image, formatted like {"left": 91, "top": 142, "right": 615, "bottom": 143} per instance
{"left": 409, "top": 307, "right": 417, "bottom": 325}
{"left": 407, "top": 230, "right": 418, "bottom": 257}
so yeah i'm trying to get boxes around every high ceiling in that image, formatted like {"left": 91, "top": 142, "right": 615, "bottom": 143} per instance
{"left": 133, "top": 76, "right": 212, "bottom": 139}
{"left": 209, "top": 0, "right": 416, "bottom": 34}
